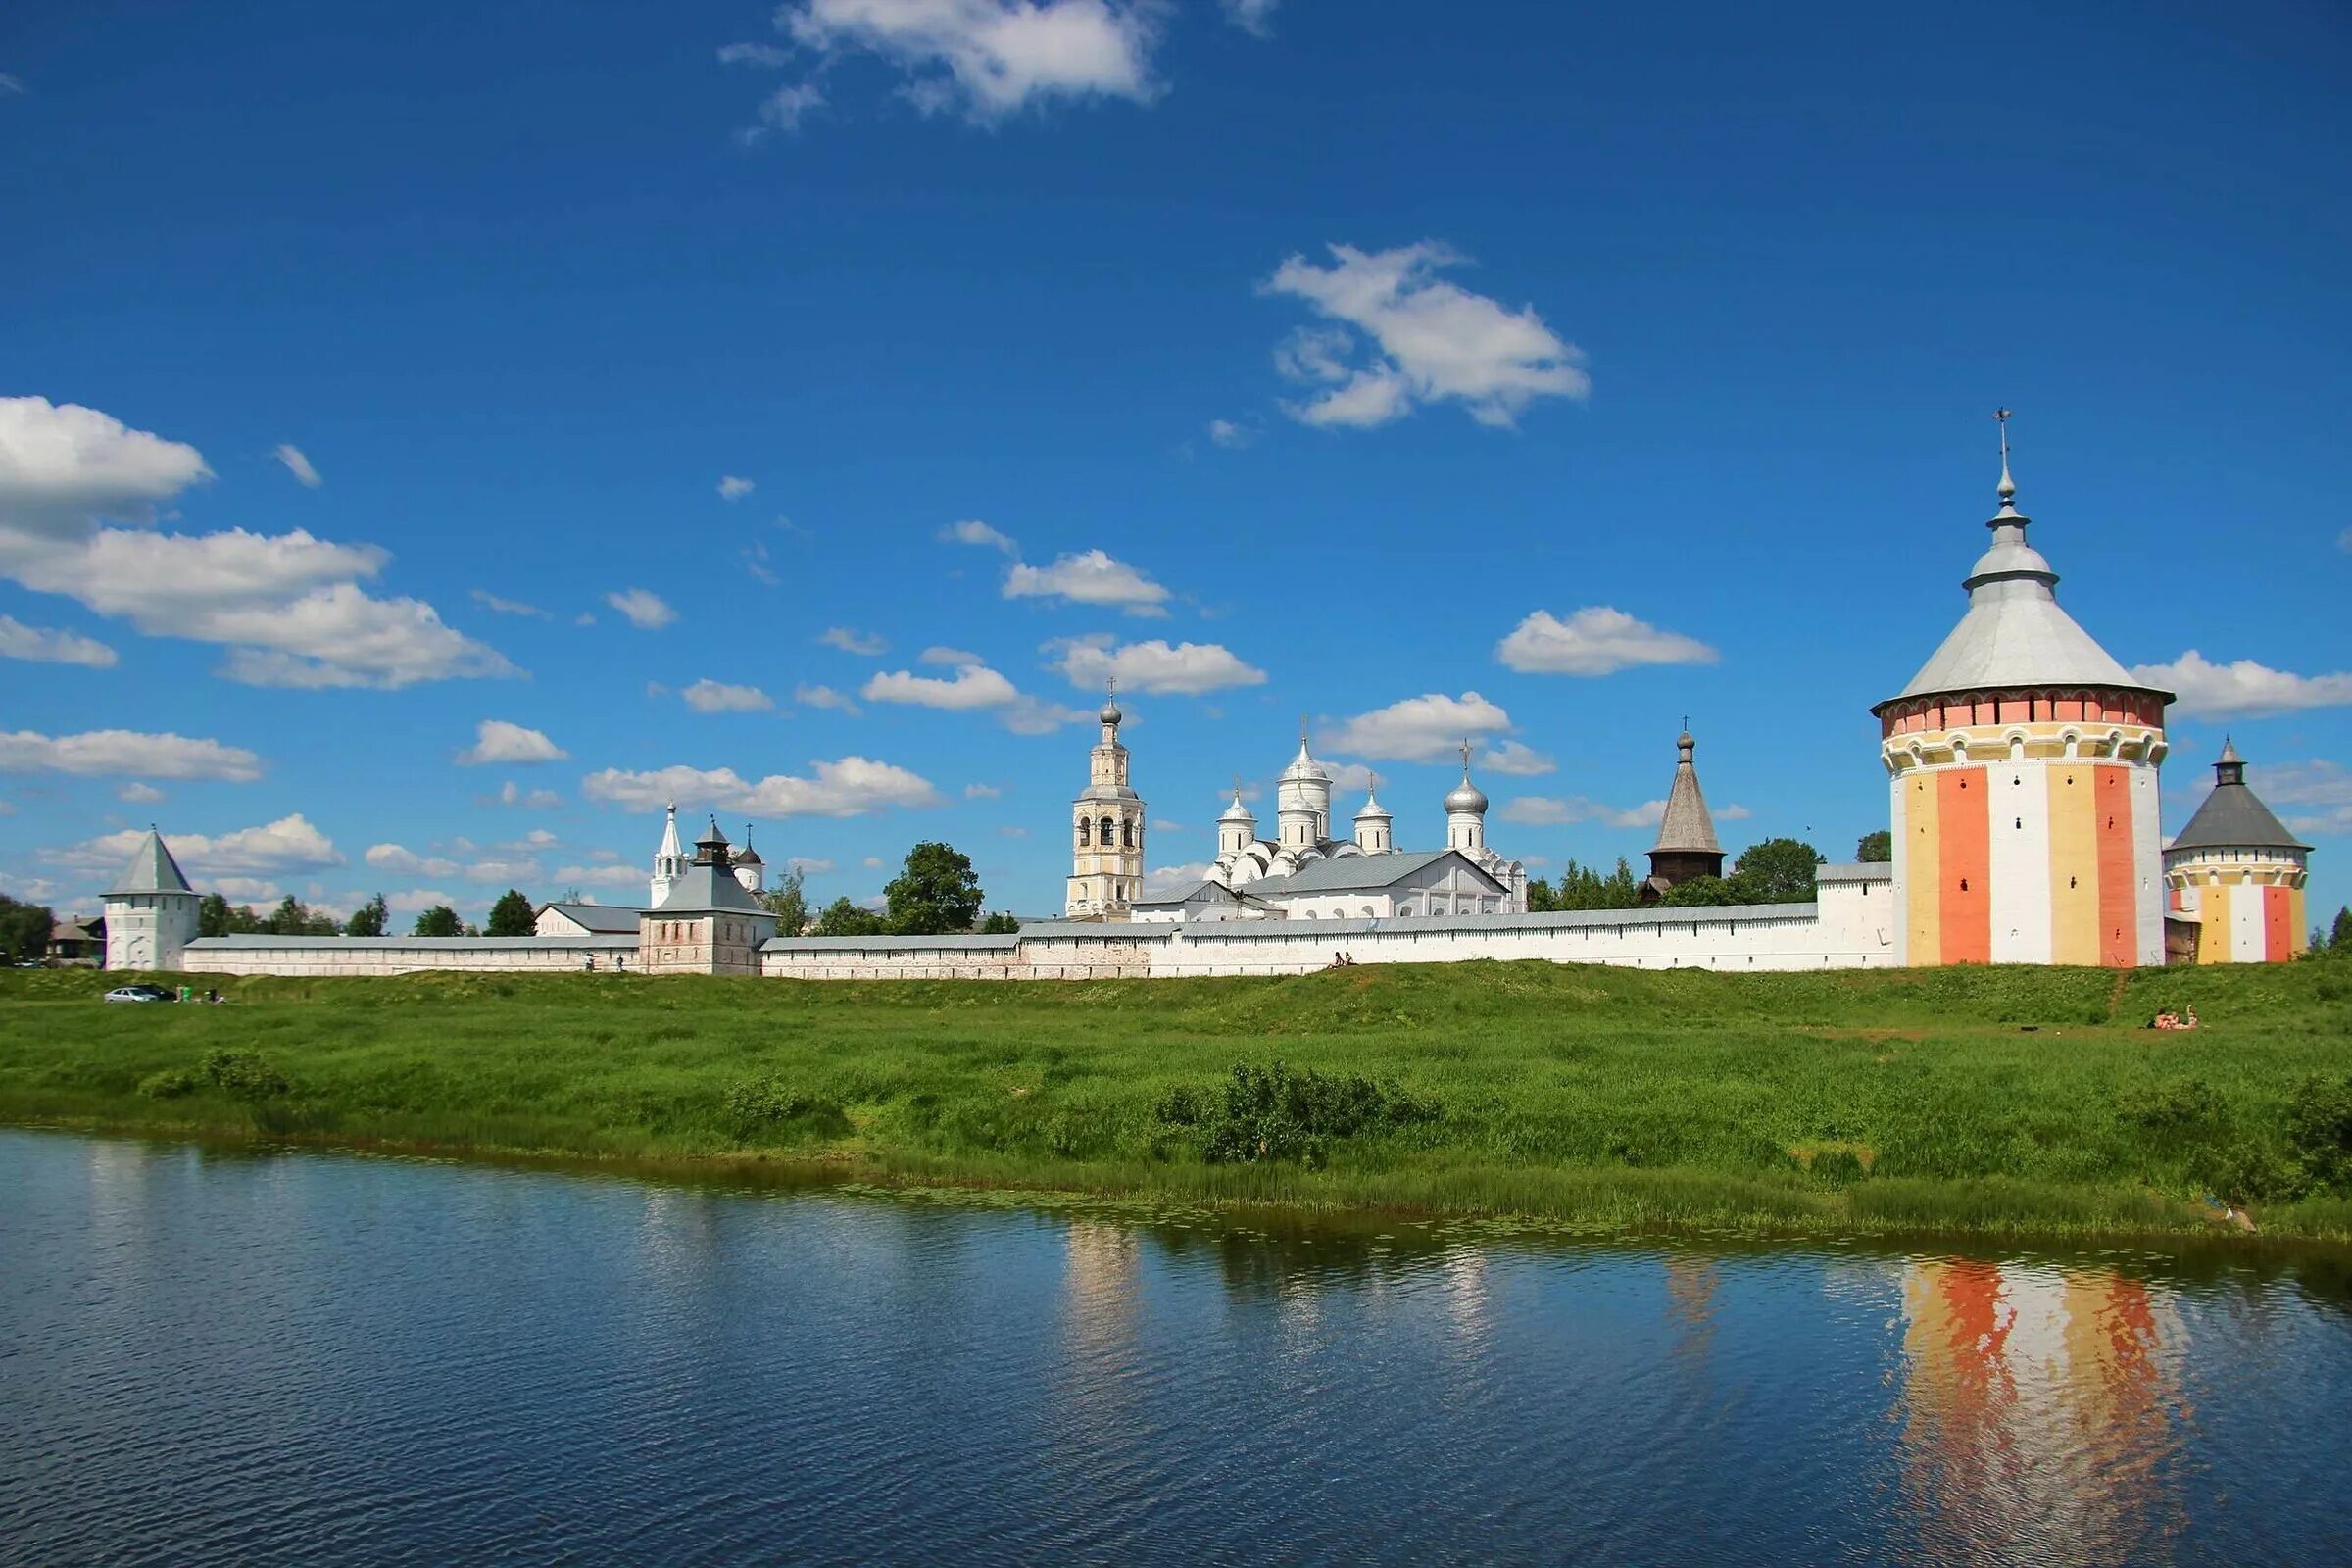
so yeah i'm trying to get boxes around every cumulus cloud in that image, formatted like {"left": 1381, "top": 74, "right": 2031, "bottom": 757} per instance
{"left": 1478, "top": 739, "right": 1556, "bottom": 776}
{"left": 0, "top": 613, "right": 115, "bottom": 667}
{"left": 786, "top": 857, "right": 837, "bottom": 877}
{"left": 1221, "top": 0, "right": 1277, "bottom": 34}
{"left": 1319, "top": 692, "right": 1512, "bottom": 762}
{"left": 795, "top": 682, "right": 862, "bottom": 715}
{"left": 719, "top": 41, "right": 794, "bottom": 66}
{"left": 1260, "top": 243, "right": 1589, "bottom": 430}
{"left": 1495, "top": 606, "right": 1718, "bottom": 676}
{"left": 272, "top": 443, "right": 322, "bottom": 488}
{"left": 1499, "top": 795, "right": 1666, "bottom": 830}
{"left": 942, "top": 518, "right": 1017, "bottom": 553}
{"left": 51, "top": 813, "right": 341, "bottom": 878}
{"left": 682, "top": 678, "right": 775, "bottom": 713}
{"left": 717, "top": 475, "right": 756, "bottom": 500}
{"left": 0, "top": 728, "right": 263, "bottom": 781}
{"left": 1047, "top": 633, "right": 1267, "bottom": 695}
{"left": 861, "top": 661, "right": 1089, "bottom": 733}
{"left": 775, "top": 0, "right": 1162, "bottom": 122}
{"left": 2130, "top": 651, "right": 2352, "bottom": 719}
{"left": 367, "top": 843, "right": 461, "bottom": 878}
{"left": 552, "top": 863, "right": 648, "bottom": 891}
{"left": 606, "top": 588, "right": 676, "bottom": 630}
{"left": 118, "top": 782, "right": 166, "bottom": 805}
{"left": 455, "top": 720, "right": 567, "bottom": 766}
{"left": 821, "top": 626, "right": 889, "bottom": 656}
{"left": 0, "top": 399, "right": 508, "bottom": 689}
{"left": 1142, "top": 861, "right": 1215, "bottom": 898}
{"left": 1004, "top": 549, "right": 1170, "bottom": 615}
{"left": 920, "top": 645, "right": 985, "bottom": 666}
{"left": 964, "top": 782, "right": 1002, "bottom": 799}
{"left": 1206, "top": 418, "right": 1253, "bottom": 449}
{"left": 495, "top": 780, "right": 564, "bottom": 810}
{"left": 2239, "top": 760, "right": 2352, "bottom": 838}
{"left": 471, "top": 589, "right": 549, "bottom": 619}
{"left": 581, "top": 756, "right": 943, "bottom": 817}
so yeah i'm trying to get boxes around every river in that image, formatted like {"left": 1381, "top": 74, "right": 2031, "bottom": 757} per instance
{"left": 3, "top": 1129, "right": 2349, "bottom": 1565}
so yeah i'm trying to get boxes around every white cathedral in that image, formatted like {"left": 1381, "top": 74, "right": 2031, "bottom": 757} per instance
{"left": 1064, "top": 692, "right": 1528, "bottom": 923}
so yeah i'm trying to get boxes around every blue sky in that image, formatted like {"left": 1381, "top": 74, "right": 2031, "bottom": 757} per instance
{"left": 3, "top": 0, "right": 2348, "bottom": 925}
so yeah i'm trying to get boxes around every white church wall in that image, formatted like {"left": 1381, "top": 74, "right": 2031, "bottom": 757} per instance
{"left": 182, "top": 935, "right": 640, "bottom": 976}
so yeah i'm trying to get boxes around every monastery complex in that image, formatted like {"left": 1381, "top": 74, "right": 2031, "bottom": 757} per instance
{"left": 103, "top": 428, "right": 2312, "bottom": 980}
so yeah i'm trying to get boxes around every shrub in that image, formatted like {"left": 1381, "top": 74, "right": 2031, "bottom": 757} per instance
{"left": 2116, "top": 1076, "right": 2226, "bottom": 1134}
{"left": 2194, "top": 1138, "right": 2309, "bottom": 1206}
{"left": 200, "top": 1049, "right": 289, "bottom": 1100}
{"left": 1163, "top": 1061, "right": 1441, "bottom": 1167}
{"left": 722, "top": 1075, "right": 852, "bottom": 1142}
{"left": 2284, "top": 1073, "right": 2352, "bottom": 1191}
{"left": 137, "top": 1068, "right": 198, "bottom": 1100}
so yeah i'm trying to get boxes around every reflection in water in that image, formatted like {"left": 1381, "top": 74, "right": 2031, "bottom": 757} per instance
{"left": 1900, "top": 1260, "right": 2185, "bottom": 1564}
{"left": 1664, "top": 1253, "right": 1717, "bottom": 1367}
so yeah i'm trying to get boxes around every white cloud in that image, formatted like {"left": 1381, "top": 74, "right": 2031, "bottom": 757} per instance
{"left": 1142, "top": 861, "right": 1214, "bottom": 898}
{"left": 1719, "top": 804, "right": 1753, "bottom": 821}
{"left": 2338, "top": 527, "right": 2351, "bottom": 554}
{"left": 1206, "top": 417, "right": 1253, "bottom": 449}
{"left": 495, "top": 780, "right": 564, "bottom": 809}
{"left": 367, "top": 843, "right": 461, "bottom": 878}
{"left": 964, "top": 782, "right": 1002, "bottom": 799}
{"left": 719, "top": 41, "right": 795, "bottom": 66}
{"left": 385, "top": 888, "right": 463, "bottom": 915}
{"left": 606, "top": 588, "right": 676, "bottom": 630}
{"left": 118, "top": 782, "right": 166, "bottom": 805}
{"left": 462, "top": 857, "right": 541, "bottom": 885}
{"left": 52, "top": 813, "right": 341, "bottom": 878}
{"left": 1499, "top": 795, "right": 1666, "bottom": 830}
{"left": 1004, "top": 549, "right": 1170, "bottom": 615}
{"left": 786, "top": 857, "right": 837, "bottom": 876}
{"left": 0, "top": 74, "right": 23, "bottom": 95}
{"left": 272, "top": 443, "right": 322, "bottom": 488}
{"left": 997, "top": 824, "right": 1028, "bottom": 838}
{"left": 0, "top": 396, "right": 211, "bottom": 534}
{"left": 0, "top": 613, "right": 115, "bottom": 667}
{"left": 942, "top": 518, "right": 1017, "bottom": 553}
{"left": 795, "top": 682, "right": 863, "bottom": 715}
{"left": 1319, "top": 692, "right": 1512, "bottom": 762}
{"left": 717, "top": 475, "right": 756, "bottom": 500}
{"left": 552, "top": 863, "right": 647, "bottom": 891}
{"left": 921, "top": 645, "right": 985, "bottom": 666}
{"left": 778, "top": 0, "right": 1161, "bottom": 122}
{"left": 1495, "top": 606, "right": 1718, "bottom": 676}
{"left": 1478, "top": 739, "right": 1556, "bottom": 776}
{"left": 581, "top": 756, "right": 943, "bottom": 817}
{"left": 682, "top": 678, "right": 775, "bottom": 713}
{"left": 821, "top": 626, "right": 888, "bottom": 656}
{"left": 2244, "top": 759, "right": 2352, "bottom": 838}
{"left": 861, "top": 661, "right": 1089, "bottom": 733}
{"left": 2130, "top": 651, "right": 2352, "bottom": 719}
{"left": 471, "top": 589, "right": 549, "bottom": 619}
{"left": 1221, "top": 0, "right": 1276, "bottom": 33}
{"left": 455, "top": 720, "right": 567, "bottom": 767}
{"left": 0, "top": 728, "right": 263, "bottom": 781}
{"left": 1261, "top": 243, "right": 1589, "bottom": 430}
{"left": 862, "top": 855, "right": 886, "bottom": 869}
{"left": 1048, "top": 633, "right": 1267, "bottom": 695}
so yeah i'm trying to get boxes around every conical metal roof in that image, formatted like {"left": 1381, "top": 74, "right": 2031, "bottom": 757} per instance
{"left": 2169, "top": 743, "right": 2308, "bottom": 853}
{"left": 1651, "top": 732, "right": 1722, "bottom": 855}
{"left": 107, "top": 828, "right": 193, "bottom": 897}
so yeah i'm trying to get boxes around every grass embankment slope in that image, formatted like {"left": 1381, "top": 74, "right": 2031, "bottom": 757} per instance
{"left": 6, "top": 959, "right": 2352, "bottom": 1242}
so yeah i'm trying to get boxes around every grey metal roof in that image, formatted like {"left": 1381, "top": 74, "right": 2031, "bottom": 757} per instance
{"left": 536, "top": 901, "right": 643, "bottom": 933}
{"left": 1815, "top": 861, "right": 1893, "bottom": 884}
{"left": 649, "top": 860, "right": 767, "bottom": 917}
{"left": 106, "top": 829, "right": 193, "bottom": 897}
{"left": 1651, "top": 732, "right": 1721, "bottom": 855}
{"left": 186, "top": 934, "right": 642, "bottom": 950}
{"left": 2167, "top": 760, "right": 2309, "bottom": 854}
{"left": 1247, "top": 850, "right": 1498, "bottom": 898}
{"left": 1882, "top": 487, "right": 2164, "bottom": 707}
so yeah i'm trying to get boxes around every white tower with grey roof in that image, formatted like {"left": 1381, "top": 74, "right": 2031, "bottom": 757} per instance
{"left": 103, "top": 828, "right": 201, "bottom": 973}
{"left": 1066, "top": 686, "right": 1146, "bottom": 918}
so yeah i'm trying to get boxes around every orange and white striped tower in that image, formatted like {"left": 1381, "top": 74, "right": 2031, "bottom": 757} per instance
{"left": 1873, "top": 415, "right": 2171, "bottom": 967}
{"left": 2164, "top": 739, "right": 2311, "bottom": 963}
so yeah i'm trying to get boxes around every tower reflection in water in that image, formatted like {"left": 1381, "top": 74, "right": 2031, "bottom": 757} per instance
{"left": 1899, "top": 1259, "right": 2185, "bottom": 1562}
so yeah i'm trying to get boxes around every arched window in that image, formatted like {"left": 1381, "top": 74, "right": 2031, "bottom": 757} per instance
{"left": 1078, "top": 819, "right": 1091, "bottom": 847}
{"left": 1122, "top": 819, "right": 1134, "bottom": 848}
{"left": 1101, "top": 816, "right": 1115, "bottom": 847}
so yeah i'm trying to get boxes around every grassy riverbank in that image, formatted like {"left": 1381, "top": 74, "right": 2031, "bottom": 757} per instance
{"left": 7, "top": 960, "right": 2352, "bottom": 1241}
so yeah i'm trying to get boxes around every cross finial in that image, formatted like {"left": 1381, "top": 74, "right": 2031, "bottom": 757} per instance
{"left": 1459, "top": 738, "right": 1473, "bottom": 776}
{"left": 1106, "top": 675, "right": 1116, "bottom": 701}
{"left": 1994, "top": 407, "right": 2016, "bottom": 502}
{"left": 1299, "top": 713, "right": 1310, "bottom": 747}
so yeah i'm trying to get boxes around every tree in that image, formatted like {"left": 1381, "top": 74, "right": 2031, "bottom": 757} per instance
{"left": 1546, "top": 858, "right": 1643, "bottom": 911}
{"left": 412, "top": 905, "right": 463, "bottom": 937}
{"left": 345, "top": 893, "right": 389, "bottom": 938}
{"left": 1855, "top": 829, "right": 1892, "bottom": 864}
{"left": 2333, "top": 906, "right": 2352, "bottom": 954}
{"left": 1656, "top": 875, "right": 1738, "bottom": 908}
{"left": 1523, "top": 876, "right": 1558, "bottom": 913}
{"left": 485, "top": 888, "right": 536, "bottom": 938}
{"left": 198, "top": 894, "right": 262, "bottom": 937}
{"left": 812, "top": 897, "right": 886, "bottom": 937}
{"left": 884, "top": 841, "right": 984, "bottom": 935}
{"left": 262, "top": 896, "right": 337, "bottom": 936}
{"left": 1730, "top": 838, "right": 1825, "bottom": 905}
{"left": 760, "top": 866, "right": 809, "bottom": 936}
{"left": 979, "top": 911, "right": 1020, "bottom": 934}
{"left": 0, "top": 893, "right": 53, "bottom": 964}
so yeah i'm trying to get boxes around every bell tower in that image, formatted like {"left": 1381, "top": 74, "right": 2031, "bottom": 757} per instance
{"left": 1065, "top": 683, "right": 1145, "bottom": 918}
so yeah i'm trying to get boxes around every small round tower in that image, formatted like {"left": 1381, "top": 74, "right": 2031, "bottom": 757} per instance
{"left": 1218, "top": 785, "right": 1257, "bottom": 857}
{"left": 1353, "top": 781, "right": 1394, "bottom": 854}
{"left": 732, "top": 823, "right": 765, "bottom": 896}
{"left": 1444, "top": 742, "right": 1489, "bottom": 855}
{"left": 1276, "top": 725, "right": 1331, "bottom": 850}
{"left": 2163, "top": 739, "right": 2311, "bottom": 963}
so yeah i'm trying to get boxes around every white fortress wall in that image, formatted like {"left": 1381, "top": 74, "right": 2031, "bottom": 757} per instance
{"left": 183, "top": 935, "right": 641, "bottom": 977}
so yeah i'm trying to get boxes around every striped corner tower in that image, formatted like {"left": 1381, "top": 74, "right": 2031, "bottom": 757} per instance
{"left": 2163, "top": 739, "right": 2311, "bottom": 963}
{"left": 1873, "top": 416, "right": 2171, "bottom": 967}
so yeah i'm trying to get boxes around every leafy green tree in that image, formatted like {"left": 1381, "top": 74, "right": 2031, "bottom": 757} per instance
{"left": 1657, "top": 875, "right": 1739, "bottom": 907}
{"left": 812, "top": 897, "right": 886, "bottom": 937}
{"left": 2332, "top": 906, "right": 2352, "bottom": 954}
{"left": 1546, "top": 858, "right": 1643, "bottom": 910}
{"left": 485, "top": 888, "right": 536, "bottom": 938}
{"left": 345, "top": 893, "right": 389, "bottom": 938}
{"left": 885, "top": 841, "right": 984, "bottom": 935}
{"left": 1523, "top": 876, "right": 1558, "bottom": 913}
{"left": 1855, "top": 829, "right": 1892, "bottom": 864}
{"left": 0, "top": 893, "right": 54, "bottom": 964}
{"left": 261, "top": 896, "right": 338, "bottom": 936}
{"left": 979, "top": 911, "right": 1020, "bottom": 934}
{"left": 198, "top": 894, "right": 264, "bottom": 937}
{"left": 412, "top": 904, "right": 463, "bottom": 937}
{"left": 1730, "top": 838, "right": 1825, "bottom": 904}
{"left": 760, "top": 867, "right": 809, "bottom": 936}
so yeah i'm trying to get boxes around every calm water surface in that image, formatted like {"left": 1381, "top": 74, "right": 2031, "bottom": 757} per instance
{"left": 4, "top": 1129, "right": 2350, "bottom": 1565}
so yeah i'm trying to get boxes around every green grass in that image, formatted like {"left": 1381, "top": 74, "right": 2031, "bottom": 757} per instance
{"left": 7, "top": 958, "right": 2352, "bottom": 1243}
